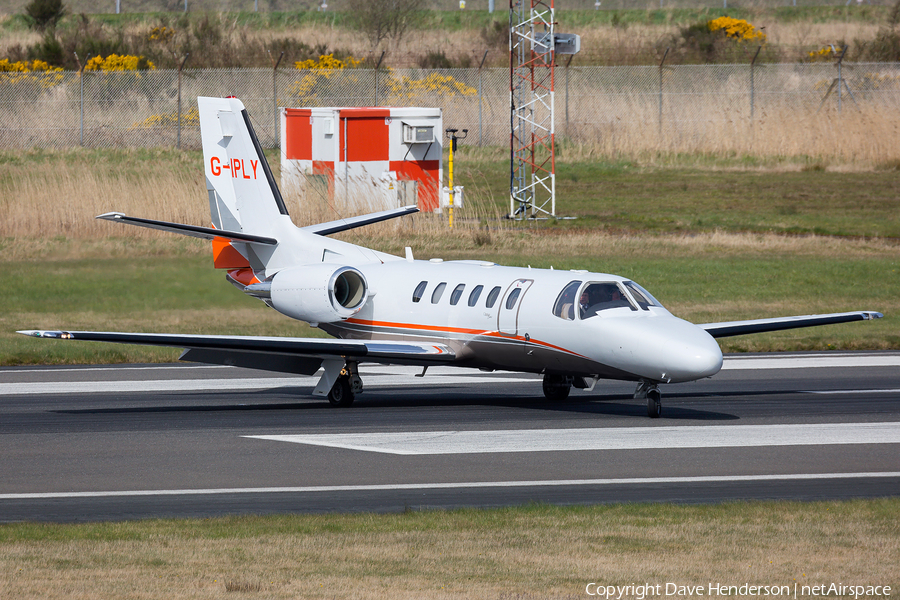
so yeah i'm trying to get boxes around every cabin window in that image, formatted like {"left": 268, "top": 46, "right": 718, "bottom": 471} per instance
{"left": 485, "top": 286, "right": 501, "bottom": 309}
{"left": 624, "top": 281, "right": 661, "bottom": 310}
{"left": 431, "top": 282, "right": 447, "bottom": 304}
{"left": 552, "top": 280, "right": 582, "bottom": 320}
{"left": 412, "top": 280, "right": 427, "bottom": 303}
{"left": 467, "top": 285, "right": 483, "bottom": 307}
{"left": 579, "top": 282, "right": 637, "bottom": 319}
{"left": 450, "top": 284, "right": 465, "bottom": 306}
{"left": 505, "top": 288, "right": 522, "bottom": 310}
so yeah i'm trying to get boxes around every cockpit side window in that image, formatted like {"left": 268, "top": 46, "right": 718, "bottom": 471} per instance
{"left": 412, "top": 280, "right": 427, "bottom": 303}
{"left": 552, "top": 280, "right": 581, "bottom": 320}
{"left": 624, "top": 281, "right": 661, "bottom": 310}
{"left": 579, "top": 282, "right": 637, "bottom": 319}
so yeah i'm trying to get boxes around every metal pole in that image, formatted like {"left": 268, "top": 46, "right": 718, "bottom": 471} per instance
{"left": 74, "top": 52, "right": 87, "bottom": 147}
{"left": 374, "top": 51, "right": 385, "bottom": 106}
{"left": 176, "top": 53, "right": 189, "bottom": 149}
{"left": 750, "top": 45, "right": 761, "bottom": 124}
{"left": 565, "top": 54, "right": 573, "bottom": 139}
{"left": 269, "top": 51, "right": 284, "bottom": 147}
{"left": 478, "top": 50, "right": 488, "bottom": 146}
{"left": 658, "top": 48, "right": 668, "bottom": 140}
{"left": 836, "top": 46, "right": 847, "bottom": 113}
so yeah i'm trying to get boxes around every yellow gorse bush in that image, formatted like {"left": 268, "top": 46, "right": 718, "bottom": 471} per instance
{"left": 0, "top": 59, "right": 63, "bottom": 73}
{"left": 807, "top": 45, "right": 842, "bottom": 61}
{"left": 708, "top": 17, "right": 767, "bottom": 43}
{"left": 293, "top": 54, "right": 362, "bottom": 71}
{"left": 131, "top": 106, "right": 200, "bottom": 129}
{"left": 386, "top": 71, "right": 476, "bottom": 100}
{"left": 85, "top": 54, "right": 156, "bottom": 72}
{"left": 148, "top": 26, "right": 175, "bottom": 43}
{"left": 0, "top": 59, "right": 64, "bottom": 92}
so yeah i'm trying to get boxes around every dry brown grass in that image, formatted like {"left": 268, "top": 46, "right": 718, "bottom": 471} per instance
{"left": 1, "top": 500, "right": 897, "bottom": 599}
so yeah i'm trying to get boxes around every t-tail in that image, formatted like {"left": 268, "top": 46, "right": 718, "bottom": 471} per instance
{"left": 96, "top": 95, "right": 418, "bottom": 322}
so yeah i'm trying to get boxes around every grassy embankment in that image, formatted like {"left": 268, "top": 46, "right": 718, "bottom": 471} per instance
{"left": 1, "top": 499, "right": 898, "bottom": 599}
{"left": 1, "top": 147, "right": 897, "bottom": 365}
{"left": 0, "top": 4, "right": 892, "bottom": 68}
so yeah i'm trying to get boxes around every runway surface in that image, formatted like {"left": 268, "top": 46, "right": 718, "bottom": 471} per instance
{"left": 0, "top": 352, "right": 898, "bottom": 522}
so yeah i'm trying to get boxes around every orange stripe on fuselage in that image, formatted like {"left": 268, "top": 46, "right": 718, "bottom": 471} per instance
{"left": 344, "top": 318, "right": 589, "bottom": 360}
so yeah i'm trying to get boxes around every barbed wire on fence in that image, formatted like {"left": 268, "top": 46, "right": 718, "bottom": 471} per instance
{"left": 1, "top": 64, "right": 898, "bottom": 156}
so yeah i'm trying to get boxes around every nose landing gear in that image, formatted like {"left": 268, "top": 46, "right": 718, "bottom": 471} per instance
{"left": 635, "top": 380, "right": 662, "bottom": 418}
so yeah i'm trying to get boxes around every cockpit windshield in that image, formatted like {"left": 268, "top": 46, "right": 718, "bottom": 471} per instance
{"left": 624, "top": 281, "right": 662, "bottom": 310}
{"left": 578, "top": 282, "right": 636, "bottom": 318}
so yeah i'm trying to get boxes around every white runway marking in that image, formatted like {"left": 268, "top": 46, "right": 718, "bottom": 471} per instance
{"left": 0, "top": 374, "right": 535, "bottom": 396}
{"left": 2, "top": 472, "right": 898, "bottom": 501}
{"left": 245, "top": 422, "right": 900, "bottom": 455}
{"left": 720, "top": 354, "right": 900, "bottom": 370}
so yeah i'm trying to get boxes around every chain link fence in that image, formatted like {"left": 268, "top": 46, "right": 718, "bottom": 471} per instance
{"left": 2, "top": 63, "right": 898, "bottom": 155}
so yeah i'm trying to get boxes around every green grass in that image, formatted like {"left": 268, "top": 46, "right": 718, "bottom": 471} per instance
{"left": 456, "top": 153, "right": 900, "bottom": 238}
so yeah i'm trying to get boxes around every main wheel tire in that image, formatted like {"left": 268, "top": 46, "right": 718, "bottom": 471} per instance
{"left": 328, "top": 376, "right": 355, "bottom": 407}
{"left": 647, "top": 389, "right": 661, "bottom": 418}
{"left": 542, "top": 374, "right": 571, "bottom": 401}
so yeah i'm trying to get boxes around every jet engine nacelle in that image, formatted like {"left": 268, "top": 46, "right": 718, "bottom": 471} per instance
{"left": 269, "top": 264, "right": 368, "bottom": 324}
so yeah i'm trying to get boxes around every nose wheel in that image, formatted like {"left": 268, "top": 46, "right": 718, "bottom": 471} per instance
{"left": 542, "top": 374, "right": 572, "bottom": 401}
{"left": 635, "top": 380, "right": 662, "bottom": 418}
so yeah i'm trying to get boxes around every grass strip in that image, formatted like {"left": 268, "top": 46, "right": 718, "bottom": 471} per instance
{"left": 1, "top": 499, "right": 897, "bottom": 599}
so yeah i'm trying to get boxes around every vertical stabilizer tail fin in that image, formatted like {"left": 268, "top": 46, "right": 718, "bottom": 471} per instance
{"left": 199, "top": 96, "right": 289, "bottom": 235}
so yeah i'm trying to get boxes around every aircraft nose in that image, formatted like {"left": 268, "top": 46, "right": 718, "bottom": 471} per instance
{"left": 600, "top": 316, "right": 723, "bottom": 383}
{"left": 661, "top": 327, "right": 723, "bottom": 382}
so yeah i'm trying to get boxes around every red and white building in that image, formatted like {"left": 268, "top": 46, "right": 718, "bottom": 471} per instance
{"left": 281, "top": 107, "right": 443, "bottom": 213}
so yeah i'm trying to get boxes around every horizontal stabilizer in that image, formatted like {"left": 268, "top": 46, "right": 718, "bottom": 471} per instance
{"left": 17, "top": 330, "right": 455, "bottom": 372}
{"left": 303, "top": 205, "right": 419, "bottom": 236}
{"left": 699, "top": 311, "right": 883, "bottom": 338}
{"left": 96, "top": 213, "right": 278, "bottom": 245}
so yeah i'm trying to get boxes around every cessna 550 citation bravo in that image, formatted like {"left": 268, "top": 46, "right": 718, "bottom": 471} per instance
{"left": 19, "top": 96, "right": 883, "bottom": 417}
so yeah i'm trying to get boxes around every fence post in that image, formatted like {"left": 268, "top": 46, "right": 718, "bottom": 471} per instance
{"left": 565, "top": 54, "right": 574, "bottom": 139}
{"left": 374, "top": 51, "right": 385, "bottom": 106}
{"left": 176, "top": 53, "right": 190, "bottom": 149}
{"left": 478, "top": 50, "right": 488, "bottom": 146}
{"left": 837, "top": 46, "right": 847, "bottom": 113}
{"left": 74, "top": 52, "right": 88, "bottom": 147}
{"left": 270, "top": 51, "right": 284, "bottom": 148}
{"left": 658, "top": 48, "right": 669, "bottom": 140}
{"left": 750, "top": 46, "right": 761, "bottom": 124}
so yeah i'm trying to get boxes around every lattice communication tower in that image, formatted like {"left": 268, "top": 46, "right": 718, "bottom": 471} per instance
{"left": 509, "top": 0, "right": 555, "bottom": 219}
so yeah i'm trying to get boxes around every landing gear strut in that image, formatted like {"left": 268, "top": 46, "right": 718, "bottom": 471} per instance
{"left": 634, "top": 380, "right": 662, "bottom": 418}
{"left": 327, "top": 362, "right": 363, "bottom": 407}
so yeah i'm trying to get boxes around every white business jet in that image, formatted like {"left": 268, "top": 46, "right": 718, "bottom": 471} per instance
{"left": 19, "top": 97, "right": 883, "bottom": 417}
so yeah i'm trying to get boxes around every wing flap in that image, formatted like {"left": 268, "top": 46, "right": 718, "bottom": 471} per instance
{"left": 699, "top": 311, "right": 883, "bottom": 338}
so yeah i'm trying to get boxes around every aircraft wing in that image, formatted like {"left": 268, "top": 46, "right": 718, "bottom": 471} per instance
{"left": 16, "top": 330, "right": 455, "bottom": 375}
{"left": 698, "top": 311, "right": 883, "bottom": 338}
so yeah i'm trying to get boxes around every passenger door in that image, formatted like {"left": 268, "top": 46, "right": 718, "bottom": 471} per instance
{"left": 497, "top": 279, "right": 533, "bottom": 336}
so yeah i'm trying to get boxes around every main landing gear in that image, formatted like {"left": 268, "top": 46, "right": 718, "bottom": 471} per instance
{"left": 314, "top": 360, "right": 363, "bottom": 407}
{"left": 635, "top": 380, "right": 662, "bottom": 418}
